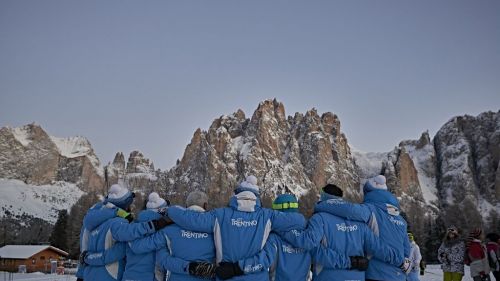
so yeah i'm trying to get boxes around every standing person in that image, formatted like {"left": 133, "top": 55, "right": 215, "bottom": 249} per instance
{"left": 486, "top": 233, "right": 500, "bottom": 281}
{"left": 129, "top": 190, "right": 218, "bottom": 281}
{"left": 466, "top": 228, "right": 491, "bottom": 281}
{"left": 121, "top": 192, "right": 171, "bottom": 281}
{"left": 438, "top": 226, "right": 466, "bottom": 281}
{"left": 80, "top": 184, "right": 172, "bottom": 281}
{"left": 76, "top": 203, "right": 127, "bottom": 281}
{"left": 314, "top": 176, "right": 412, "bottom": 281}
{"left": 167, "top": 175, "right": 306, "bottom": 281}
{"left": 279, "top": 185, "right": 407, "bottom": 281}
{"left": 216, "top": 194, "right": 312, "bottom": 281}
{"left": 218, "top": 193, "right": 360, "bottom": 281}
{"left": 407, "top": 232, "right": 422, "bottom": 281}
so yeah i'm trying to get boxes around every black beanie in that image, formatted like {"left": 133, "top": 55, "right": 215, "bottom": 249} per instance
{"left": 323, "top": 184, "right": 343, "bottom": 197}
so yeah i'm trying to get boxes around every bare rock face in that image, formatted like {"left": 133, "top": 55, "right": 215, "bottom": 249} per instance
{"left": 104, "top": 151, "right": 157, "bottom": 193}
{"left": 0, "top": 124, "right": 104, "bottom": 192}
{"left": 0, "top": 124, "right": 60, "bottom": 185}
{"left": 165, "top": 99, "right": 360, "bottom": 210}
{"left": 434, "top": 111, "right": 500, "bottom": 229}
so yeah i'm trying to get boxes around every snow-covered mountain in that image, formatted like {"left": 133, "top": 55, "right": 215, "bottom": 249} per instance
{"left": 0, "top": 101, "right": 498, "bottom": 261}
{"left": 0, "top": 123, "right": 104, "bottom": 192}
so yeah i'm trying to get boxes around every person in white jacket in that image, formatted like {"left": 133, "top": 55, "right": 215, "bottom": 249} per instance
{"left": 408, "top": 232, "right": 422, "bottom": 281}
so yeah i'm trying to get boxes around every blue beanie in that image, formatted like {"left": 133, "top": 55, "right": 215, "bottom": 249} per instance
{"left": 106, "top": 184, "right": 134, "bottom": 209}
{"left": 272, "top": 194, "right": 299, "bottom": 212}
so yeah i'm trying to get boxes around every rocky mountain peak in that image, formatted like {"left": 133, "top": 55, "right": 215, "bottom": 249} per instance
{"left": 0, "top": 124, "right": 103, "bottom": 191}
{"left": 112, "top": 152, "right": 126, "bottom": 171}
{"left": 164, "top": 99, "right": 360, "bottom": 210}
{"left": 126, "top": 151, "right": 154, "bottom": 174}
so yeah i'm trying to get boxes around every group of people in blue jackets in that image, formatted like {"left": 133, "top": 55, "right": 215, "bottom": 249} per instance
{"left": 76, "top": 174, "right": 417, "bottom": 281}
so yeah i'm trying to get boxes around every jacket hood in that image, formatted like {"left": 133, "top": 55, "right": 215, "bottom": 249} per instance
{"left": 83, "top": 202, "right": 118, "bottom": 230}
{"left": 229, "top": 191, "right": 261, "bottom": 212}
{"left": 363, "top": 187, "right": 400, "bottom": 209}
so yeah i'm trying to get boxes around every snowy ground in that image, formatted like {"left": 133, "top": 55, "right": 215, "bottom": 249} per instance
{"left": 422, "top": 264, "right": 473, "bottom": 281}
{"left": 0, "top": 272, "right": 76, "bottom": 281}
{"left": 0, "top": 265, "right": 479, "bottom": 280}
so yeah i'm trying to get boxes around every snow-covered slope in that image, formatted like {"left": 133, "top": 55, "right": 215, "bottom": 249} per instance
{"left": 50, "top": 136, "right": 103, "bottom": 177}
{"left": 0, "top": 179, "right": 84, "bottom": 224}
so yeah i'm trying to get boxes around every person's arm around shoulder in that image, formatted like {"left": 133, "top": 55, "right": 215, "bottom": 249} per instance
{"left": 269, "top": 210, "right": 306, "bottom": 232}
{"left": 156, "top": 247, "right": 190, "bottom": 275}
{"left": 279, "top": 214, "right": 324, "bottom": 250}
{"left": 129, "top": 229, "right": 168, "bottom": 254}
{"left": 110, "top": 216, "right": 167, "bottom": 242}
{"left": 314, "top": 199, "right": 371, "bottom": 223}
{"left": 167, "top": 206, "right": 216, "bottom": 233}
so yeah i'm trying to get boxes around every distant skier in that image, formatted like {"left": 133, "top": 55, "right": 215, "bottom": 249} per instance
{"left": 167, "top": 175, "right": 306, "bottom": 281}
{"left": 407, "top": 232, "right": 422, "bottom": 281}
{"left": 78, "top": 184, "right": 171, "bottom": 281}
{"left": 486, "top": 233, "right": 500, "bottom": 281}
{"left": 129, "top": 190, "right": 218, "bottom": 280}
{"left": 438, "top": 225, "right": 466, "bottom": 281}
{"left": 465, "top": 228, "right": 491, "bottom": 281}
{"left": 314, "top": 175, "right": 412, "bottom": 281}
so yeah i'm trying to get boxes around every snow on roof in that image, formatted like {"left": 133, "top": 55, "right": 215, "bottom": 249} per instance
{"left": 0, "top": 245, "right": 68, "bottom": 259}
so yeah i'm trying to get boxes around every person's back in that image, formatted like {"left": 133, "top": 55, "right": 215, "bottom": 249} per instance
{"left": 130, "top": 190, "right": 216, "bottom": 281}
{"left": 407, "top": 232, "right": 422, "bottom": 281}
{"left": 229, "top": 194, "right": 312, "bottom": 281}
{"left": 122, "top": 192, "right": 169, "bottom": 281}
{"left": 167, "top": 176, "right": 306, "bottom": 281}
{"left": 312, "top": 212, "right": 371, "bottom": 281}
{"left": 83, "top": 184, "right": 167, "bottom": 281}
{"left": 466, "top": 229, "right": 491, "bottom": 281}
{"left": 486, "top": 233, "right": 500, "bottom": 281}
{"left": 315, "top": 176, "right": 410, "bottom": 281}
{"left": 159, "top": 210, "right": 215, "bottom": 281}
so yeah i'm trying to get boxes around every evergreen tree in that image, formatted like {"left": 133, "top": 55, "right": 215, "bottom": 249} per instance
{"left": 49, "top": 210, "right": 69, "bottom": 251}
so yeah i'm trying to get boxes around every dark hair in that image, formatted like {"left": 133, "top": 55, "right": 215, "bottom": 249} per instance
{"left": 323, "top": 184, "right": 343, "bottom": 197}
{"left": 443, "top": 226, "right": 460, "bottom": 241}
{"left": 486, "top": 233, "right": 500, "bottom": 242}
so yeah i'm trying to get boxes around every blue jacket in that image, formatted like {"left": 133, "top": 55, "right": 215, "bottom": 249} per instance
{"left": 167, "top": 191, "right": 306, "bottom": 281}
{"left": 130, "top": 206, "right": 215, "bottom": 281}
{"left": 239, "top": 233, "right": 353, "bottom": 281}
{"left": 122, "top": 209, "right": 164, "bottom": 281}
{"left": 281, "top": 202, "right": 403, "bottom": 281}
{"left": 314, "top": 184, "right": 411, "bottom": 281}
{"left": 76, "top": 202, "right": 120, "bottom": 278}
{"left": 239, "top": 233, "right": 310, "bottom": 281}
{"left": 82, "top": 202, "right": 158, "bottom": 281}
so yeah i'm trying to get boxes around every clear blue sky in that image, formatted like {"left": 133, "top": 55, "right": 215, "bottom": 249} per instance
{"left": 1, "top": 0, "right": 499, "bottom": 169}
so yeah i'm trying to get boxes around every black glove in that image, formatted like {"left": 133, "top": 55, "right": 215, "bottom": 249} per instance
{"left": 151, "top": 217, "right": 174, "bottom": 230}
{"left": 79, "top": 251, "right": 88, "bottom": 266}
{"left": 188, "top": 262, "right": 216, "bottom": 279}
{"left": 76, "top": 279, "right": 84, "bottom": 281}
{"left": 216, "top": 262, "right": 244, "bottom": 280}
{"left": 350, "top": 256, "right": 369, "bottom": 271}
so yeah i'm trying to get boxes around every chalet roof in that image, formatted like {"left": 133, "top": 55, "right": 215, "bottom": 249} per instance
{"left": 0, "top": 245, "right": 68, "bottom": 259}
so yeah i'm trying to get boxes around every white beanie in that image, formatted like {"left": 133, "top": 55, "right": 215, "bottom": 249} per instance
{"left": 371, "top": 175, "right": 388, "bottom": 190}
{"left": 106, "top": 184, "right": 134, "bottom": 209}
{"left": 146, "top": 192, "right": 168, "bottom": 210}
{"left": 235, "top": 175, "right": 260, "bottom": 196}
